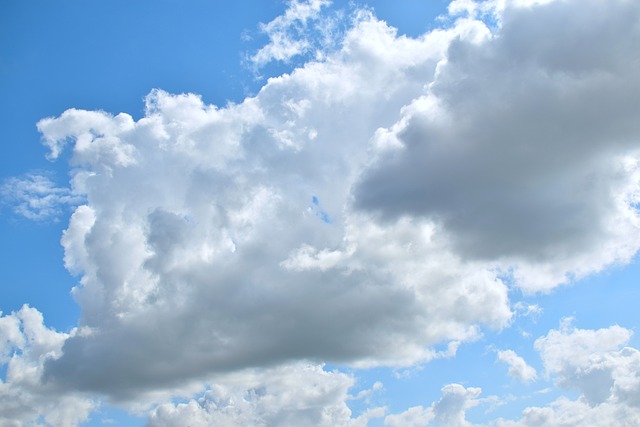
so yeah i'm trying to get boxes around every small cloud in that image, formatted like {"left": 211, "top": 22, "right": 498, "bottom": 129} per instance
{"left": 497, "top": 349, "right": 538, "bottom": 383}
{"left": 1, "top": 173, "right": 83, "bottom": 221}
{"left": 514, "top": 302, "right": 543, "bottom": 319}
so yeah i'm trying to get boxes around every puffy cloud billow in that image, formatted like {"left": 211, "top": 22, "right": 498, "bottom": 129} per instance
{"left": 38, "top": 8, "right": 513, "bottom": 399}
{"left": 3, "top": 0, "right": 640, "bottom": 425}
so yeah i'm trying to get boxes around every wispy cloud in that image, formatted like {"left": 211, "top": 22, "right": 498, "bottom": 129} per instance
{"left": 1, "top": 174, "right": 83, "bottom": 221}
{"left": 249, "top": 0, "right": 340, "bottom": 67}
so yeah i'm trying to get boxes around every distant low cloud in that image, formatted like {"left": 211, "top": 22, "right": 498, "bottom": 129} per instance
{"left": 385, "top": 321, "right": 640, "bottom": 427}
{"left": 385, "top": 383, "right": 483, "bottom": 427}
{"left": 498, "top": 322, "right": 640, "bottom": 426}
{"left": 0, "top": 306, "right": 95, "bottom": 426}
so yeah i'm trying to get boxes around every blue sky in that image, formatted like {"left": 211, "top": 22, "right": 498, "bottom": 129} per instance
{"left": 2, "top": 1, "right": 640, "bottom": 426}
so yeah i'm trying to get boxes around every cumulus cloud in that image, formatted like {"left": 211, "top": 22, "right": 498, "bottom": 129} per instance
{"left": 384, "top": 323, "right": 640, "bottom": 427}
{"left": 498, "top": 322, "right": 640, "bottom": 426}
{"left": 37, "top": 9, "right": 512, "bottom": 401}
{"left": 0, "top": 306, "right": 95, "bottom": 427}
{"left": 497, "top": 349, "right": 537, "bottom": 383}
{"left": 354, "top": 0, "right": 640, "bottom": 291}
{"left": 146, "top": 363, "right": 385, "bottom": 427}
{"left": 535, "top": 320, "right": 636, "bottom": 406}
{"left": 384, "top": 383, "right": 482, "bottom": 427}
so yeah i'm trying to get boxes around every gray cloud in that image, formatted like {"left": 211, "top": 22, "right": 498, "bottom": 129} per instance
{"left": 355, "top": 0, "right": 640, "bottom": 276}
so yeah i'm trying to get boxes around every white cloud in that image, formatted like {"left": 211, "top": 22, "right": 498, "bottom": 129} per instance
{"left": 497, "top": 349, "right": 537, "bottom": 383}
{"left": 497, "top": 322, "right": 640, "bottom": 426}
{"left": 250, "top": 0, "right": 334, "bottom": 67}
{"left": 535, "top": 320, "right": 635, "bottom": 405}
{"left": 1, "top": 174, "right": 83, "bottom": 221}
{"left": 0, "top": 306, "right": 95, "bottom": 427}
{"left": 384, "top": 383, "right": 482, "bottom": 427}
{"left": 146, "top": 363, "right": 385, "bottom": 427}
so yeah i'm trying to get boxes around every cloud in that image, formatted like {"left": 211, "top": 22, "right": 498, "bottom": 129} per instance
{"left": 354, "top": 0, "right": 640, "bottom": 291}
{"left": 0, "top": 306, "right": 95, "bottom": 427}
{"left": 497, "top": 349, "right": 537, "bottom": 383}
{"left": 5, "top": 0, "right": 640, "bottom": 423}
{"left": 534, "top": 320, "right": 635, "bottom": 406}
{"left": 1, "top": 174, "right": 83, "bottom": 221}
{"left": 250, "top": 0, "right": 335, "bottom": 67}
{"left": 146, "top": 363, "right": 385, "bottom": 427}
{"left": 384, "top": 323, "right": 640, "bottom": 427}
{"left": 497, "top": 322, "right": 640, "bottom": 426}
{"left": 384, "top": 383, "right": 482, "bottom": 427}
{"left": 36, "top": 9, "right": 512, "bottom": 402}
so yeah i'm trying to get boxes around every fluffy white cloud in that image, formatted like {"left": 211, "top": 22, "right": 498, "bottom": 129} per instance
{"left": 535, "top": 321, "right": 637, "bottom": 406}
{"left": 498, "top": 322, "right": 640, "bottom": 426}
{"left": 384, "top": 383, "right": 482, "bottom": 427}
{"left": 497, "top": 350, "right": 537, "bottom": 383}
{"left": 146, "top": 363, "right": 385, "bottom": 427}
{"left": 383, "top": 323, "right": 640, "bottom": 427}
{"left": 0, "top": 306, "right": 95, "bottom": 427}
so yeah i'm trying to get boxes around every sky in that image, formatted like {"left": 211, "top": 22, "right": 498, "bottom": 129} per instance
{"left": 1, "top": 0, "right": 640, "bottom": 426}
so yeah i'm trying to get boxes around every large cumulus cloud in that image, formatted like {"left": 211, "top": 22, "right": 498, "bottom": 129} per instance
{"left": 37, "top": 0, "right": 640, "bottom": 397}
{"left": 38, "top": 11, "right": 510, "bottom": 400}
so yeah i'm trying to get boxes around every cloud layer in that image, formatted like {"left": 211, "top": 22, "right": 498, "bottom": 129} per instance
{"left": 3, "top": 0, "right": 640, "bottom": 425}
